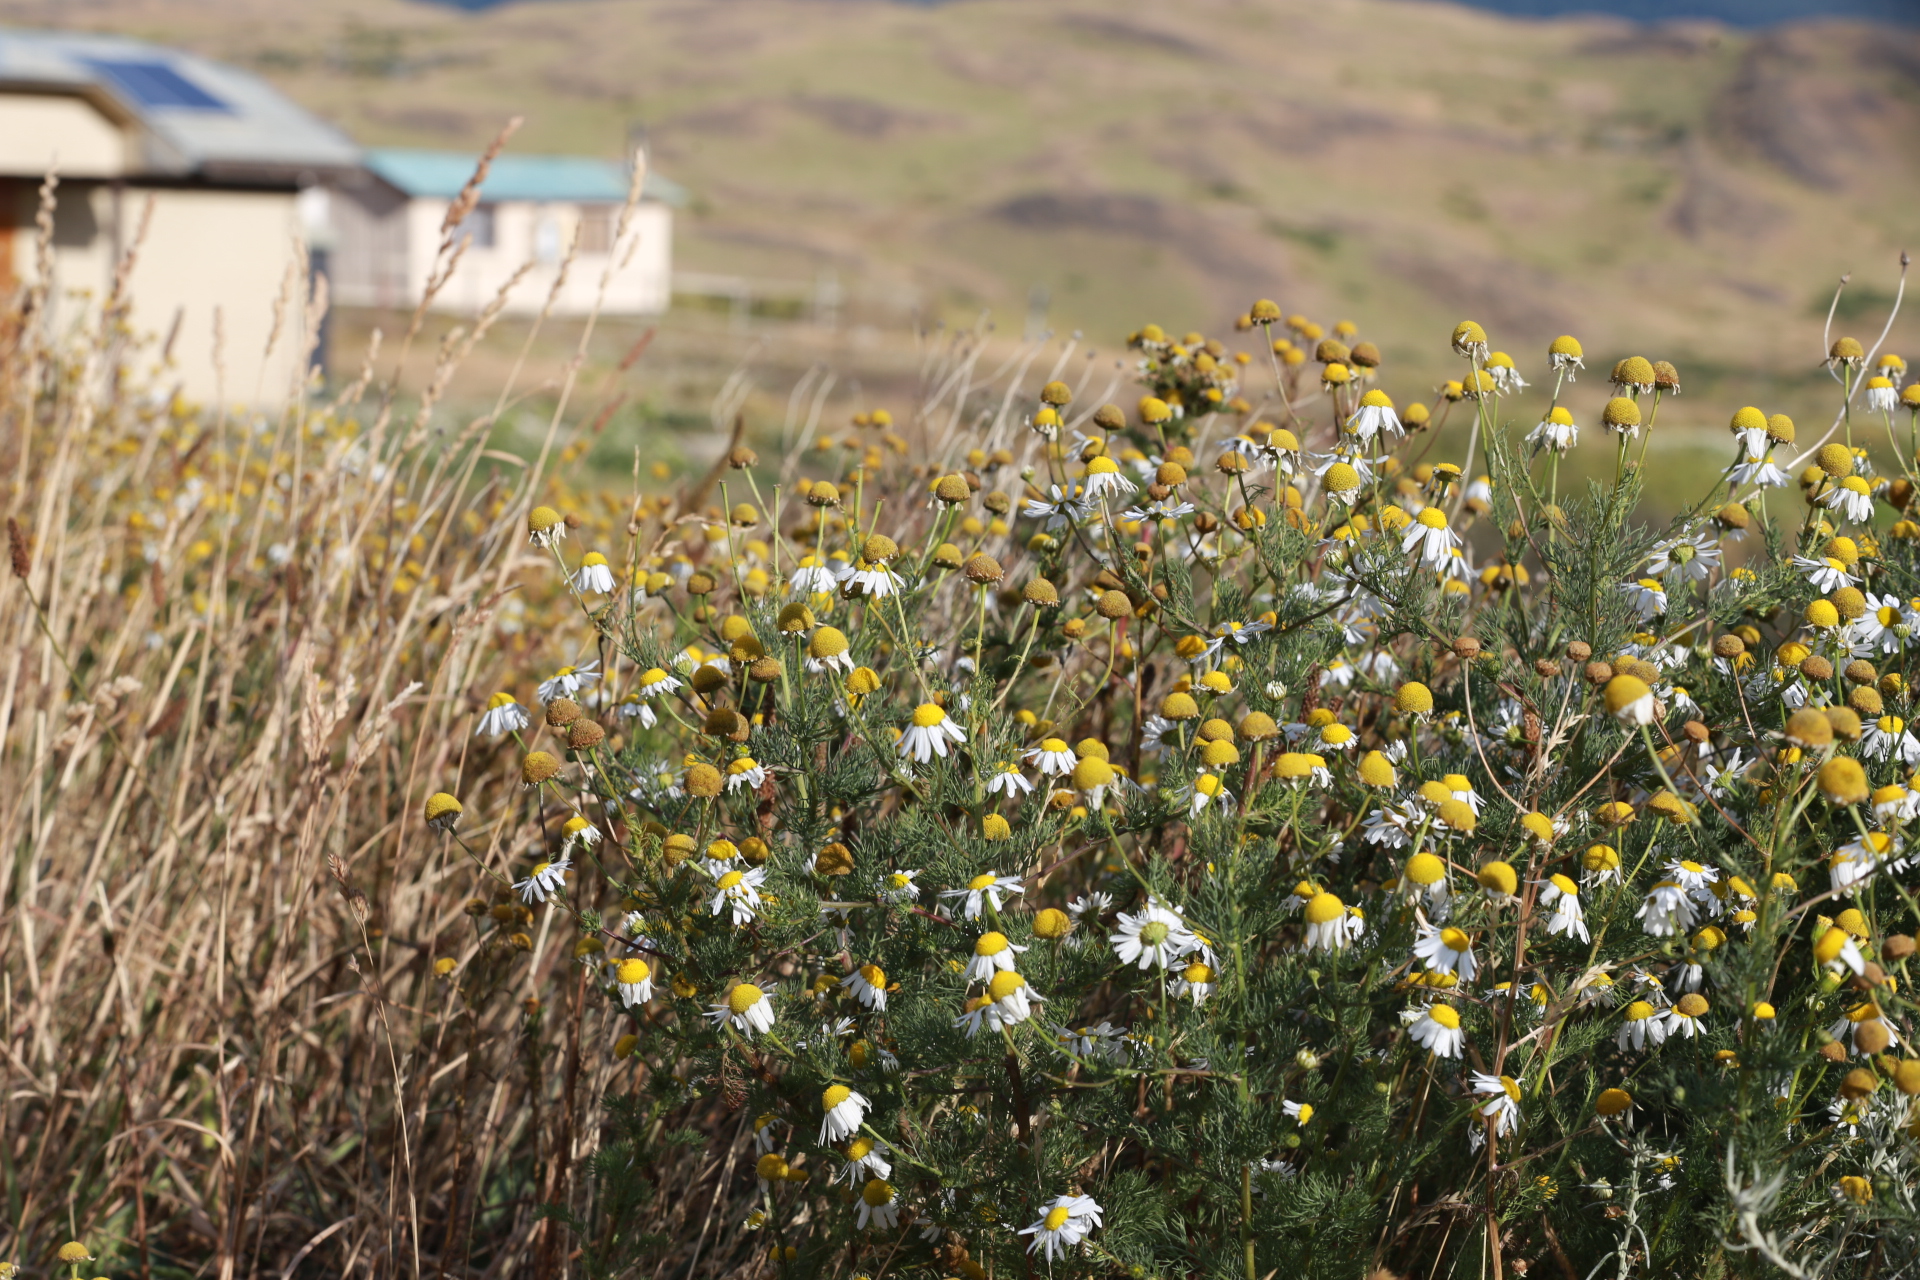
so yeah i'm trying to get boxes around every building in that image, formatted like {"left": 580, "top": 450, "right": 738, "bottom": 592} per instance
{"left": 329, "top": 148, "right": 683, "bottom": 317}
{"left": 0, "top": 28, "right": 360, "bottom": 403}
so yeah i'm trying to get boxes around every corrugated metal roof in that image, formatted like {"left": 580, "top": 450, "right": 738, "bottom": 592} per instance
{"left": 366, "top": 148, "right": 688, "bottom": 206}
{"left": 0, "top": 27, "right": 360, "bottom": 178}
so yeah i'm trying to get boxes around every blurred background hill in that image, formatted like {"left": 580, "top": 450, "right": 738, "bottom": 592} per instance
{"left": 5, "top": 0, "right": 1918, "bottom": 493}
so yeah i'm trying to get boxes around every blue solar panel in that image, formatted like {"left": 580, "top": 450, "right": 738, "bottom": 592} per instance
{"left": 83, "top": 58, "right": 229, "bottom": 111}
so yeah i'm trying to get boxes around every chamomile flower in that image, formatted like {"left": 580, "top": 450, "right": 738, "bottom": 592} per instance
{"left": 1823, "top": 476, "right": 1875, "bottom": 524}
{"left": 1645, "top": 532, "right": 1720, "bottom": 585}
{"left": 1728, "top": 428, "right": 1788, "bottom": 488}
{"left": 1302, "top": 892, "right": 1350, "bottom": 952}
{"left": 956, "top": 970, "right": 1043, "bottom": 1035}
{"left": 788, "top": 554, "right": 840, "bottom": 596}
{"left": 941, "top": 872, "right": 1024, "bottom": 920}
{"left": 837, "top": 1135, "right": 893, "bottom": 1185}
{"left": 1054, "top": 1020, "right": 1129, "bottom": 1064}
{"left": 1792, "top": 555, "right": 1857, "bottom": 593}
{"left": 561, "top": 815, "right": 601, "bottom": 854}
{"left": 1469, "top": 1072, "right": 1523, "bottom": 1138}
{"left": 727, "top": 756, "right": 768, "bottom": 792}
{"left": 855, "top": 1178, "right": 899, "bottom": 1231}
{"left": 980, "top": 760, "right": 1035, "bottom": 798}
{"left": 846, "top": 560, "right": 904, "bottom": 599}
{"left": 1111, "top": 897, "right": 1194, "bottom": 969}
{"left": 841, "top": 963, "right": 889, "bottom": 1011}
{"left": 1169, "top": 960, "right": 1215, "bottom": 1005}
{"left": 1863, "top": 716, "right": 1920, "bottom": 764}
{"left": 709, "top": 865, "right": 768, "bottom": 926}
{"left": 1024, "top": 484, "right": 1091, "bottom": 530}
{"left": 879, "top": 869, "right": 921, "bottom": 903}
{"left": 1282, "top": 1099, "right": 1314, "bottom": 1126}
{"left": 1068, "top": 892, "right": 1113, "bottom": 921}
{"left": 1636, "top": 881, "right": 1696, "bottom": 938}
{"left": 1346, "top": 389, "right": 1402, "bottom": 441}
{"left": 898, "top": 703, "right": 966, "bottom": 763}
{"left": 1406, "top": 1003, "right": 1465, "bottom": 1058}
{"left": 819, "top": 1084, "right": 871, "bottom": 1143}
{"left": 1204, "top": 618, "right": 1274, "bottom": 658}
{"left": 1662, "top": 993, "right": 1710, "bottom": 1038}
{"left": 1537, "top": 874, "right": 1588, "bottom": 941}
{"left": 1024, "top": 738, "right": 1078, "bottom": 776}
{"left": 1188, "top": 771, "right": 1231, "bottom": 814}
{"left": 1620, "top": 578, "right": 1666, "bottom": 621}
{"left": 1617, "top": 1000, "right": 1668, "bottom": 1052}
{"left": 1081, "top": 455, "right": 1136, "bottom": 500}
{"left": 709, "top": 982, "right": 777, "bottom": 1036}
{"left": 572, "top": 551, "right": 615, "bottom": 594}
{"left": 1401, "top": 507, "right": 1461, "bottom": 569}
{"left": 1019, "top": 1195, "right": 1102, "bottom": 1262}
{"left": 537, "top": 660, "right": 600, "bottom": 704}
{"left": 967, "top": 931, "right": 1027, "bottom": 981}
{"left": 612, "top": 958, "right": 654, "bottom": 1007}
{"left": 1413, "top": 920, "right": 1479, "bottom": 982}
{"left": 476, "top": 692, "right": 530, "bottom": 737}
{"left": 1526, "top": 406, "right": 1578, "bottom": 454}
{"left": 516, "top": 857, "right": 571, "bottom": 904}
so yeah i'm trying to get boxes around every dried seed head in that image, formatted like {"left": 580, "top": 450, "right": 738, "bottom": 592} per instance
{"left": 522, "top": 751, "right": 561, "bottom": 785}
{"left": 1022, "top": 577, "right": 1059, "bottom": 606}
{"left": 963, "top": 553, "right": 1004, "bottom": 585}
{"left": 566, "top": 719, "right": 605, "bottom": 749}
{"left": 546, "top": 697, "right": 582, "bottom": 728}
{"left": 683, "top": 762, "right": 724, "bottom": 798}
{"left": 728, "top": 445, "right": 759, "bottom": 469}
{"left": 934, "top": 474, "right": 972, "bottom": 504}
{"left": 1095, "top": 589, "right": 1132, "bottom": 620}
{"left": 1713, "top": 634, "right": 1746, "bottom": 658}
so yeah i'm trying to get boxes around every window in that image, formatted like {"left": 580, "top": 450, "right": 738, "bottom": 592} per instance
{"left": 578, "top": 206, "right": 613, "bottom": 255}
{"left": 455, "top": 203, "right": 496, "bottom": 250}
{"left": 83, "top": 58, "right": 229, "bottom": 111}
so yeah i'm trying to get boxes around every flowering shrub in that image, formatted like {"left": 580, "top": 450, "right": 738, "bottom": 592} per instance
{"left": 428, "top": 297, "right": 1920, "bottom": 1277}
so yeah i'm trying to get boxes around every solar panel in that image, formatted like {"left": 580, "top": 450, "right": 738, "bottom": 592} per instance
{"left": 82, "top": 58, "right": 229, "bottom": 112}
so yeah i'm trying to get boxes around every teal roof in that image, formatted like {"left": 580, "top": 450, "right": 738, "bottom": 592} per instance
{"left": 365, "top": 148, "right": 686, "bottom": 206}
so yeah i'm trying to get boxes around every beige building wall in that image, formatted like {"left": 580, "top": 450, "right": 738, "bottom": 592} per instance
{"left": 336, "top": 192, "right": 670, "bottom": 318}
{"left": 121, "top": 187, "right": 305, "bottom": 405}
{"left": 0, "top": 92, "right": 129, "bottom": 179}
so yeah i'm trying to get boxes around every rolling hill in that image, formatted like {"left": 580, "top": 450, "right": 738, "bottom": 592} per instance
{"left": 5, "top": 0, "right": 1918, "bottom": 450}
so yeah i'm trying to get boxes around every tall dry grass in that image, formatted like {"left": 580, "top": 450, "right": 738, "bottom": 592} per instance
{"left": 0, "top": 136, "right": 773, "bottom": 1279}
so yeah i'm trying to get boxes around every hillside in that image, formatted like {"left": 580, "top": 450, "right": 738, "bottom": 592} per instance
{"left": 5, "top": 0, "right": 1919, "bottom": 441}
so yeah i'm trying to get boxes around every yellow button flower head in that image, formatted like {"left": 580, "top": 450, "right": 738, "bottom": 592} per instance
{"left": 1595, "top": 1087, "right": 1633, "bottom": 1117}
{"left": 1395, "top": 681, "right": 1434, "bottom": 715}
{"left": 1138, "top": 396, "right": 1172, "bottom": 425}
{"left": 1477, "top": 861, "right": 1517, "bottom": 897}
{"left": 527, "top": 504, "right": 566, "bottom": 546}
{"left": 1602, "top": 397, "right": 1642, "bottom": 435}
{"left": 1034, "top": 907, "right": 1073, "bottom": 939}
{"left": 1438, "top": 799, "right": 1476, "bottom": 833}
{"left": 1451, "top": 320, "right": 1489, "bottom": 358}
{"left": 1519, "top": 811, "right": 1555, "bottom": 845}
{"left": 424, "top": 791, "right": 462, "bottom": 832}
{"left": 1729, "top": 405, "right": 1766, "bottom": 434}
{"left": 57, "top": 1243, "right": 94, "bottom": 1265}
{"left": 1324, "top": 462, "right": 1361, "bottom": 494}
{"left": 1405, "top": 852, "right": 1446, "bottom": 886}
{"left": 1301, "top": 891, "right": 1348, "bottom": 951}
{"left": 1358, "top": 750, "right": 1397, "bottom": 788}
{"left": 1603, "top": 674, "right": 1655, "bottom": 725}
{"left": 1818, "top": 757, "right": 1869, "bottom": 806}
{"left": 1548, "top": 334, "right": 1584, "bottom": 371}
